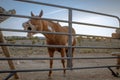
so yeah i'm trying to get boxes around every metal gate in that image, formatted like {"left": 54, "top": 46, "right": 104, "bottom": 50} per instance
{"left": 0, "top": 0, "right": 120, "bottom": 80}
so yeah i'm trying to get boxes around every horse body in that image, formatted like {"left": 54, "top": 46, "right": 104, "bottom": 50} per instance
{"left": 22, "top": 10, "right": 76, "bottom": 77}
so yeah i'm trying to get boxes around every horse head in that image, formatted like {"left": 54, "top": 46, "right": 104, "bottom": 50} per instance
{"left": 22, "top": 10, "right": 43, "bottom": 37}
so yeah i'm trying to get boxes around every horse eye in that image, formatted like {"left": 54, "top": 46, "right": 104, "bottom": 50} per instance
{"left": 27, "top": 27, "right": 32, "bottom": 30}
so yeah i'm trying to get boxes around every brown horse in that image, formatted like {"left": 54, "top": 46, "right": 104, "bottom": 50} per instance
{"left": 22, "top": 10, "right": 76, "bottom": 77}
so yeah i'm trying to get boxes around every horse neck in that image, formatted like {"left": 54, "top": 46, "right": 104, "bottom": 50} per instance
{"left": 43, "top": 20, "right": 61, "bottom": 32}
{"left": 41, "top": 20, "right": 62, "bottom": 39}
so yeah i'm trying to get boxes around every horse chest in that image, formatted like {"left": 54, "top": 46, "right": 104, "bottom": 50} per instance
{"left": 47, "top": 37, "right": 68, "bottom": 45}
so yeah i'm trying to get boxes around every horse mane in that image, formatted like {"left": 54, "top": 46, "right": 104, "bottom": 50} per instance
{"left": 41, "top": 20, "right": 66, "bottom": 43}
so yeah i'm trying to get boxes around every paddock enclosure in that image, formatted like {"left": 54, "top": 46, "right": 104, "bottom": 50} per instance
{"left": 0, "top": 0, "right": 120, "bottom": 80}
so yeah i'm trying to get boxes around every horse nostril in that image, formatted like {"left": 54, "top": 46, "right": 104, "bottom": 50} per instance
{"left": 27, "top": 27, "right": 32, "bottom": 30}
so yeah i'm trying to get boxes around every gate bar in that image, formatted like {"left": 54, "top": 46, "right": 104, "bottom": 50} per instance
{"left": 0, "top": 56, "right": 120, "bottom": 60}
{"left": 0, "top": 43, "right": 120, "bottom": 49}
{"left": 15, "top": 0, "right": 120, "bottom": 27}
{"left": 0, "top": 13, "right": 119, "bottom": 29}
{"left": 0, "top": 28, "right": 117, "bottom": 38}
{"left": 67, "top": 8, "right": 73, "bottom": 68}
{"left": 4, "top": 72, "right": 17, "bottom": 80}
{"left": 108, "top": 67, "right": 120, "bottom": 77}
{"left": 0, "top": 65, "right": 120, "bottom": 73}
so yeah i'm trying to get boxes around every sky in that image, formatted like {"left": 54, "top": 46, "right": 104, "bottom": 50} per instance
{"left": 0, "top": 0, "right": 120, "bottom": 37}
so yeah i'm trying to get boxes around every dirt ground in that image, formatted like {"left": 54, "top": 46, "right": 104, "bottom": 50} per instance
{"left": 0, "top": 47, "right": 120, "bottom": 80}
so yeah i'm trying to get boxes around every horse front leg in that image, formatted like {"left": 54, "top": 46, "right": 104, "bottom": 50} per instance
{"left": 48, "top": 49, "right": 54, "bottom": 77}
{"left": 60, "top": 48, "right": 66, "bottom": 75}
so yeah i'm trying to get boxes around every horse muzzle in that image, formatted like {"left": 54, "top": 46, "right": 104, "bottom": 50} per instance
{"left": 27, "top": 33, "right": 33, "bottom": 38}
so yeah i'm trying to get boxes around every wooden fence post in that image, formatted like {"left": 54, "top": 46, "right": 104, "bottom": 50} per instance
{"left": 0, "top": 31, "right": 19, "bottom": 79}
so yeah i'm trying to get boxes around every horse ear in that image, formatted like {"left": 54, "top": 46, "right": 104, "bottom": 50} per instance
{"left": 39, "top": 10, "right": 43, "bottom": 17}
{"left": 31, "top": 11, "right": 34, "bottom": 16}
